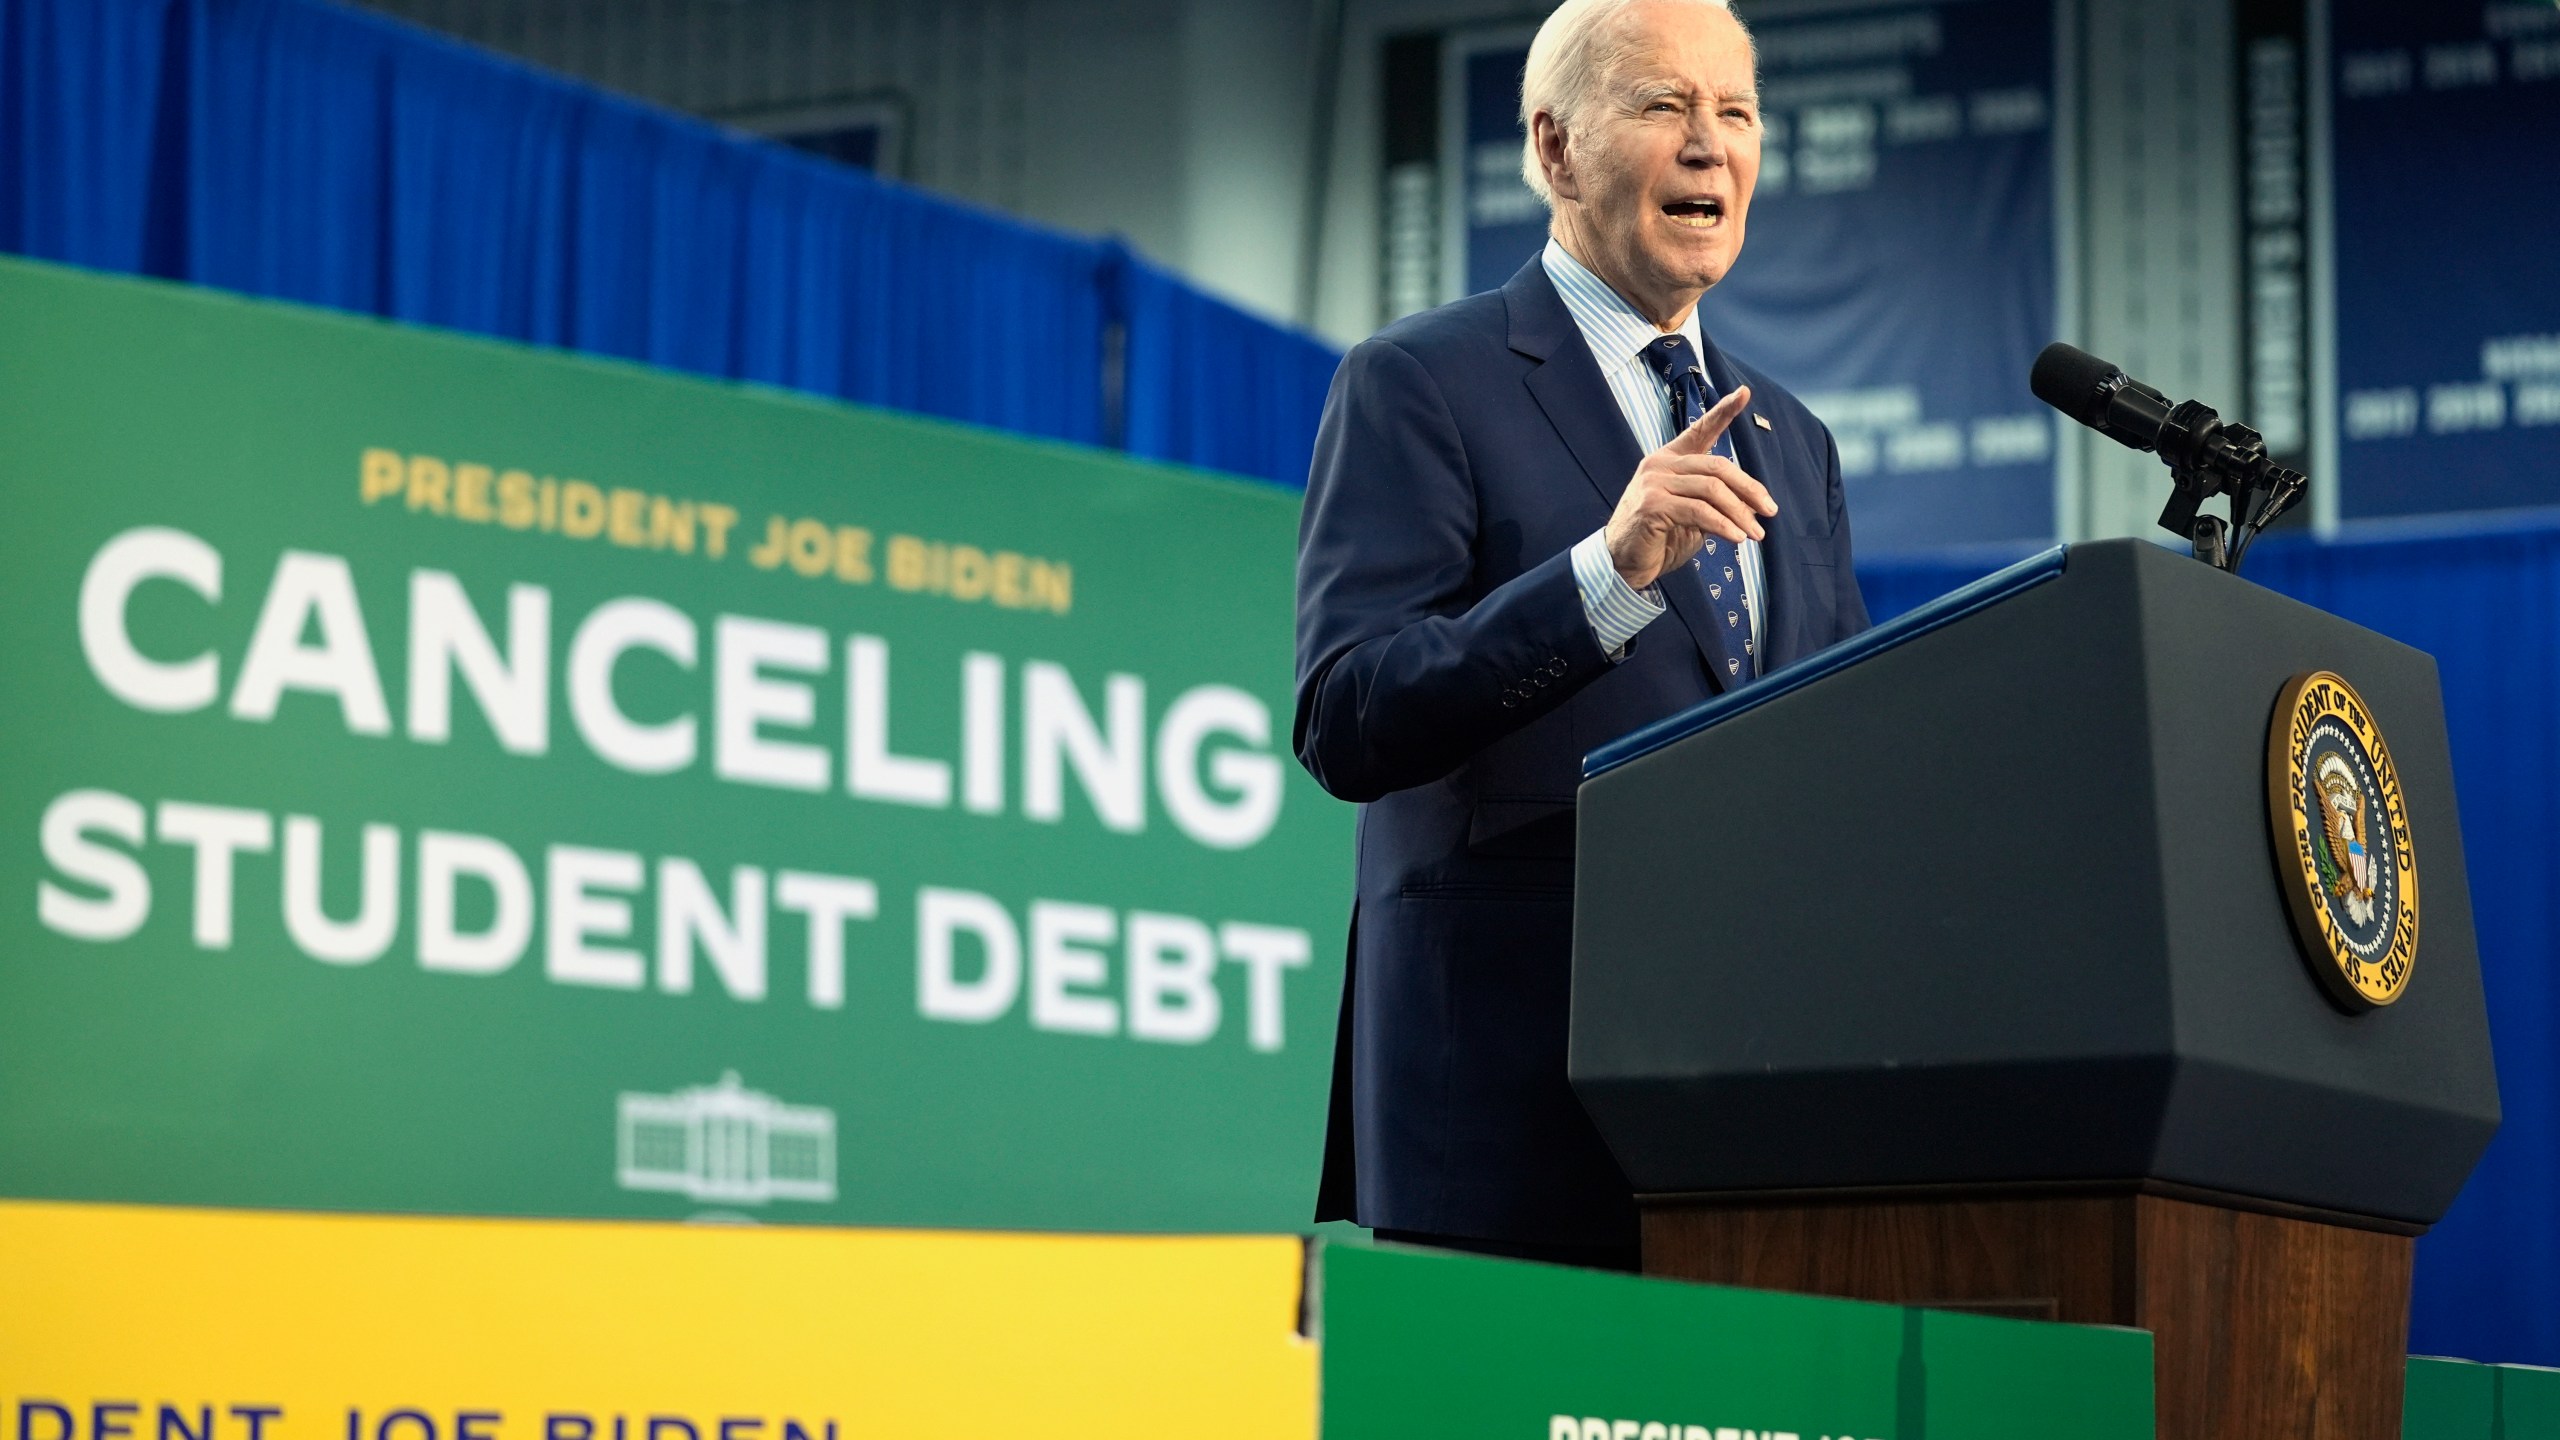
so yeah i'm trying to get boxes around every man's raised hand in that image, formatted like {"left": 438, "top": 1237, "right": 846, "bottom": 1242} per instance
{"left": 1602, "top": 384, "right": 1778, "bottom": 591}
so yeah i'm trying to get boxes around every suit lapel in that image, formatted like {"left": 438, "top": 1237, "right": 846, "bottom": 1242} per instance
{"left": 1505, "top": 261, "right": 1731, "bottom": 690}
{"left": 1510, "top": 262, "right": 1645, "bottom": 513}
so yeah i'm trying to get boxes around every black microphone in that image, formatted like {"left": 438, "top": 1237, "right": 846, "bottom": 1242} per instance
{"left": 2030, "top": 343, "right": 2174, "bottom": 454}
{"left": 2028, "top": 342, "right": 2307, "bottom": 572}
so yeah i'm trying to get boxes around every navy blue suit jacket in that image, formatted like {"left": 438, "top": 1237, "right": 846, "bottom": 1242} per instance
{"left": 1294, "top": 258, "right": 1872, "bottom": 1247}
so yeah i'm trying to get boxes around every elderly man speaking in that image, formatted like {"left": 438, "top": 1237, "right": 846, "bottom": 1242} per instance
{"left": 1295, "top": 0, "right": 1871, "bottom": 1268}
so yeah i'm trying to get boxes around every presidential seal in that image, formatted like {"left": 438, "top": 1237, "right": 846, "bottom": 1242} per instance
{"left": 2266, "top": 671, "right": 2420, "bottom": 1011}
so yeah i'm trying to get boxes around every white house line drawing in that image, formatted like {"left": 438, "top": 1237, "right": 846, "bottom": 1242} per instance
{"left": 616, "top": 1071, "right": 837, "bottom": 1206}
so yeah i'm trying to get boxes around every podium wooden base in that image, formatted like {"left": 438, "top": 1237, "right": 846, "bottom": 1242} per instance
{"left": 1640, "top": 1188, "right": 2416, "bottom": 1440}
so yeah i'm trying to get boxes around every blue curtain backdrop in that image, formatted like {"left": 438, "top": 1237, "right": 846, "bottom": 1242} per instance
{"left": 1113, "top": 248, "right": 1343, "bottom": 492}
{"left": 0, "top": 0, "right": 1335, "bottom": 486}
{"left": 1861, "top": 519, "right": 2560, "bottom": 1368}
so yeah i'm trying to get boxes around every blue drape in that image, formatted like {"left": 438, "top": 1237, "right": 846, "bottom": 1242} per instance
{"left": 1111, "top": 248, "right": 1339, "bottom": 490}
{"left": 0, "top": 0, "right": 1342, "bottom": 483}
{"left": 1859, "top": 518, "right": 2560, "bottom": 1368}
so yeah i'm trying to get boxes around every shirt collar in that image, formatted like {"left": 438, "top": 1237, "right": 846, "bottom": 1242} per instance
{"left": 1540, "top": 237, "right": 1709, "bottom": 381}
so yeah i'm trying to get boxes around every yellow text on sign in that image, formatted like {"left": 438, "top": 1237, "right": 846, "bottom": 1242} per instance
{"left": 0, "top": 1201, "right": 1317, "bottom": 1439}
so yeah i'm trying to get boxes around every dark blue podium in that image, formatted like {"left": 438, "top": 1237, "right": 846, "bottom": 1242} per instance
{"left": 1569, "top": 538, "right": 2498, "bottom": 1440}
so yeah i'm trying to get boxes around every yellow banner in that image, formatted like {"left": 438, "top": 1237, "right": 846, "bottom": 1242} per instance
{"left": 0, "top": 1201, "right": 1316, "bottom": 1438}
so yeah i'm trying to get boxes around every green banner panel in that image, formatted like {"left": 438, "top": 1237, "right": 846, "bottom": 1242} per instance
{"left": 1314, "top": 1242, "right": 2155, "bottom": 1439}
{"left": 2407, "top": 1357, "right": 2497, "bottom": 1440}
{"left": 2500, "top": 1365, "right": 2560, "bottom": 1440}
{"left": 0, "top": 255, "right": 1348, "bottom": 1231}
{"left": 1914, "top": 1307, "right": 2155, "bottom": 1440}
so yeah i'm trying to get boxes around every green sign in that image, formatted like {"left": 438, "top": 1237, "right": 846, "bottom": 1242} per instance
{"left": 0, "top": 255, "right": 1348, "bottom": 1230}
{"left": 1317, "top": 1242, "right": 2157, "bottom": 1439}
{"left": 2404, "top": 1357, "right": 2560, "bottom": 1440}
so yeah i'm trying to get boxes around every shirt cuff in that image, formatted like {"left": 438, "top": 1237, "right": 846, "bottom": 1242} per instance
{"left": 1570, "top": 529, "right": 1665, "bottom": 660}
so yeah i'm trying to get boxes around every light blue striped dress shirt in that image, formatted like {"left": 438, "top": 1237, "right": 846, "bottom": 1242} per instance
{"left": 1544, "top": 239, "right": 1767, "bottom": 668}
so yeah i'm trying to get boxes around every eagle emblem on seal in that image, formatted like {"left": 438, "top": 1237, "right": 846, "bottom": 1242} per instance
{"left": 2312, "top": 755, "right": 2377, "bottom": 927}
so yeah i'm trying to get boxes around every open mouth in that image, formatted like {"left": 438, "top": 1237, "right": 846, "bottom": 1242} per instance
{"left": 1662, "top": 197, "right": 1725, "bottom": 228}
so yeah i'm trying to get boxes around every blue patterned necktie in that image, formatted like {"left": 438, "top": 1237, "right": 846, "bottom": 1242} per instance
{"left": 1637, "top": 333, "right": 1755, "bottom": 683}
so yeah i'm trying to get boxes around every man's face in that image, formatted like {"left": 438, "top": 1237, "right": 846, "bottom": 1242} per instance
{"left": 1549, "top": 2, "right": 1761, "bottom": 321}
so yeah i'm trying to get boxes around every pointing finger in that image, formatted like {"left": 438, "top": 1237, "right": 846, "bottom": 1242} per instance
{"left": 1669, "top": 384, "right": 1753, "bottom": 455}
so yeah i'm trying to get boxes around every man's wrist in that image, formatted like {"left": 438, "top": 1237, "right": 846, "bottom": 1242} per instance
{"left": 1598, "top": 527, "right": 1651, "bottom": 590}
{"left": 1571, "top": 530, "right": 1665, "bottom": 658}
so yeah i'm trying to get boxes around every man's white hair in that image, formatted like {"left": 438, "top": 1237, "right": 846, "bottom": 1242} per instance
{"left": 1518, "top": 0, "right": 1750, "bottom": 204}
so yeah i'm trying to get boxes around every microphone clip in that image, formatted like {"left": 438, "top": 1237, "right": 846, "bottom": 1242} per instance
{"left": 2152, "top": 410, "right": 2306, "bottom": 574}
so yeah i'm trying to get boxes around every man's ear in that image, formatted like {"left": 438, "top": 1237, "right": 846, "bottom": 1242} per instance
{"left": 1532, "top": 111, "right": 1581, "bottom": 203}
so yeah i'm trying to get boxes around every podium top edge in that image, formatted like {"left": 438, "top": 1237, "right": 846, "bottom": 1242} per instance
{"left": 1581, "top": 544, "right": 2071, "bottom": 781}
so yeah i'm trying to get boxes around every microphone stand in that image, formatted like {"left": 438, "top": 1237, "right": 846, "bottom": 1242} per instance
{"left": 2149, "top": 403, "right": 2309, "bottom": 574}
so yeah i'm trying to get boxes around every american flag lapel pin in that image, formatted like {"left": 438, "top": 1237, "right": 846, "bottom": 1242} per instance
{"left": 1752, "top": 412, "right": 1773, "bottom": 431}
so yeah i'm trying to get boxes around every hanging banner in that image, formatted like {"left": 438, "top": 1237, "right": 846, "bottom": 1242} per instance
{"left": 1442, "top": 0, "right": 2061, "bottom": 554}
{"left": 1443, "top": 23, "right": 1553, "bottom": 305}
{"left": 0, "top": 256, "right": 1347, "bottom": 1233}
{"left": 2328, "top": 0, "right": 2560, "bottom": 520}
